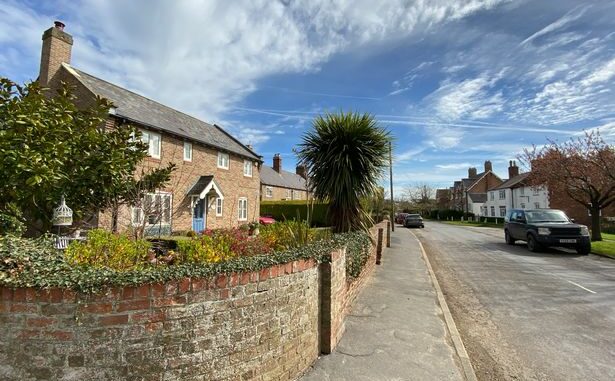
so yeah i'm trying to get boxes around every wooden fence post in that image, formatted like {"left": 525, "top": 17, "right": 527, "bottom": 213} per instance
{"left": 376, "top": 228, "right": 383, "bottom": 265}
{"left": 386, "top": 222, "right": 391, "bottom": 248}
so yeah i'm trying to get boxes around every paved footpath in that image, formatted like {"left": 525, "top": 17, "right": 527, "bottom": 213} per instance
{"left": 301, "top": 227, "right": 471, "bottom": 381}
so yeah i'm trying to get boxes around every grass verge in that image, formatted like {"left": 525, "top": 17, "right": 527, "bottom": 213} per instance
{"left": 592, "top": 238, "right": 615, "bottom": 258}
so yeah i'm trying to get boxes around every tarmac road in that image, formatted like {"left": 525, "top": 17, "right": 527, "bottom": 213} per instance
{"left": 413, "top": 221, "right": 615, "bottom": 381}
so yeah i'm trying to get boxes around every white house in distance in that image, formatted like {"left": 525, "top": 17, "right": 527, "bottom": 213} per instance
{"left": 482, "top": 161, "right": 549, "bottom": 218}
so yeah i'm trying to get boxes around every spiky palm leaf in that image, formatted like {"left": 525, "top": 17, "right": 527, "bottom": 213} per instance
{"left": 297, "top": 112, "right": 391, "bottom": 233}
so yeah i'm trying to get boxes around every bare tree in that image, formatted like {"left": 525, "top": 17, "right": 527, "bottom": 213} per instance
{"left": 404, "top": 183, "right": 436, "bottom": 216}
{"left": 519, "top": 131, "right": 614, "bottom": 241}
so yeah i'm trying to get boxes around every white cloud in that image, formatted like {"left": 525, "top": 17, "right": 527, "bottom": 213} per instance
{"left": 0, "top": 0, "right": 510, "bottom": 121}
{"left": 430, "top": 73, "right": 505, "bottom": 121}
{"left": 436, "top": 162, "right": 475, "bottom": 170}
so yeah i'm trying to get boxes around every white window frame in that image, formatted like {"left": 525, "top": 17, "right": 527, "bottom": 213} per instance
{"left": 238, "top": 197, "right": 248, "bottom": 221}
{"left": 521, "top": 203, "right": 526, "bottom": 209}
{"left": 499, "top": 206, "right": 506, "bottom": 217}
{"left": 490, "top": 206, "right": 495, "bottom": 217}
{"left": 131, "top": 206, "right": 144, "bottom": 226}
{"left": 534, "top": 202, "right": 540, "bottom": 209}
{"left": 217, "top": 152, "right": 229, "bottom": 169}
{"left": 216, "top": 197, "right": 223, "bottom": 216}
{"left": 490, "top": 192, "right": 494, "bottom": 201}
{"left": 520, "top": 187, "right": 525, "bottom": 195}
{"left": 499, "top": 190, "right": 506, "bottom": 200}
{"left": 183, "top": 142, "right": 192, "bottom": 162}
{"left": 243, "top": 160, "right": 252, "bottom": 177}
{"left": 141, "top": 130, "right": 161, "bottom": 159}
{"left": 132, "top": 192, "right": 172, "bottom": 226}
{"left": 286, "top": 189, "right": 291, "bottom": 199}
{"left": 265, "top": 186, "right": 273, "bottom": 198}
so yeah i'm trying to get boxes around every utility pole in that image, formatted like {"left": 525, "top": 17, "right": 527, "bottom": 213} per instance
{"left": 389, "top": 141, "right": 394, "bottom": 231}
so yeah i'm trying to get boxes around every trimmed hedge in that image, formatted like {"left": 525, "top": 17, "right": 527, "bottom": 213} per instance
{"left": 0, "top": 230, "right": 371, "bottom": 294}
{"left": 260, "top": 201, "right": 329, "bottom": 227}
{"left": 428, "top": 209, "right": 474, "bottom": 220}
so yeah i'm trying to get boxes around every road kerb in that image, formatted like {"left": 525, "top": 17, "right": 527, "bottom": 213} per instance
{"left": 409, "top": 230, "right": 478, "bottom": 381}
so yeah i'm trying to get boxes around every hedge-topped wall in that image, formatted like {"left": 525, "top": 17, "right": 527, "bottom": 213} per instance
{"left": 0, "top": 222, "right": 385, "bottom": 381}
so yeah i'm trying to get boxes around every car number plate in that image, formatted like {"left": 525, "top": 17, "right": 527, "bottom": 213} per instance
{"left": 559, "top": 239, "right": 576, "bottom": 243}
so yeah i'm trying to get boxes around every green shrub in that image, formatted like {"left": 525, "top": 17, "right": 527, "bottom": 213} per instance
{"left": 334, "top": 231, "right": 372, "bottom": 278}
{"left": 260, "top": 201, "right": 329, "bottom": 227}
{"left": 65, "top": 229, "right": 151, "bottom": 271}
{"left": 260, "top": 220, "right": 312, "bottom": 251}
{"left": 0, "top": 205, "right": 25, "bottom": 236}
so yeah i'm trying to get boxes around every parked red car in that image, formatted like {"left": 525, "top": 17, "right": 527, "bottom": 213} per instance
{"left": 259, "top": 216, "right": 276, "bottom": 225}
{"left": 395, "top": 213, "right": 409, "bottom": 224}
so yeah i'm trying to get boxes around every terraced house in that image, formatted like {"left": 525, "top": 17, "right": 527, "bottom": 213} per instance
{"left": 260, "top": 154, "right": 309, "bottom": 201}
{"left": 38, "top": 22, "right": 262, "bottom": 234}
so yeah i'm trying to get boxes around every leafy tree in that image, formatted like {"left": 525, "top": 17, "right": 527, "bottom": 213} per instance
{"left": 520, "top": 131, "right": 614, "bottom": 241}
{"left": 296, "top": 111, "right": 391, "bottom": 233}
{"left": 0, "top": 78, "right": 174, "bottom": 235}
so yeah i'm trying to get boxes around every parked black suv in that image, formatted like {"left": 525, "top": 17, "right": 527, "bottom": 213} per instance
{"left": 504, "top": 209, "right": 591, "bottom": 255}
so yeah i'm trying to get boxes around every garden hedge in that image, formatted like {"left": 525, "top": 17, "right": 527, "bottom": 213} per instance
{"left": 260, "top": 201, "right": 329, "bottom": 227}
{"left": 0, "top": 230, "right": 371, "bottom": 294}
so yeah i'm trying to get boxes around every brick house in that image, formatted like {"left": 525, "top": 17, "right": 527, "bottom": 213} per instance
{"left": 451, "top": 161, "right": 503, "bottom": 214}
{"left": 38, "top": 22, "right": 262, "bottom": 234}
{"left": 260, "top": 154, "right": 309, "bottom": 201}
{"left": 435, "top": 188, "right": 451, "bottom": 210}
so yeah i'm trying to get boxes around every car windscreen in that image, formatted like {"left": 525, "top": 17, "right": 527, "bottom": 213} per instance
{"left": 406, "top": 215, "right": 421, "bottom": 220}
{"left": 525, "top": 210, "right": 569, "bottom": 223}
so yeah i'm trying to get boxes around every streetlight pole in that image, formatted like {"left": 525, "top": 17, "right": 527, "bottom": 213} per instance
{"left": 389, "top": 141, "right": 394, "bottom": 232}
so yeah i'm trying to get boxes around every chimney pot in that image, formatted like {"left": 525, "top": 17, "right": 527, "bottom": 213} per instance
{"left": 484, "top": 160, "right": 493, "bottom": 172}
{"left": 273, "top": 154, "right": 282, "bottom": 173}
{"left": 468, "top": 167, "right": 477, "bottom": 178}
{"left": 296, "top": 165, "right": 307, "bottom": 179}
{"left": 508, "top": 160, "right": 519, "bottom": 179}
{"left": 39, "top": 20, "right": 73, "bottom": 87}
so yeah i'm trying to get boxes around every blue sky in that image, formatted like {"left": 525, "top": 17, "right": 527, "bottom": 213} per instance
{"left": 2, "top": 0, "right": 615, "bottom": 196}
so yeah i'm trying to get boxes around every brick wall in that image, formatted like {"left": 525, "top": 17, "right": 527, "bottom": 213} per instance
{"left": 0, "top": 236, "right": 383, "bottom": 381}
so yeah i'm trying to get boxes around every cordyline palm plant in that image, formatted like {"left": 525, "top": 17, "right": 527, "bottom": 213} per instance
{"left": 297, "top": 111, "right": 391, "bottom": 233}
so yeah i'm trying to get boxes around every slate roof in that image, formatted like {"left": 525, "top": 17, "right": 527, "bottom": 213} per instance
{"left": 186, "top": 176, "right": 214, "bottom": 195}
{"left": 493, "top": 172, "right": 530, "bottom": 190}
{"left": 260, "top": 165, "right": 307, "bottom": 190}
{"left": 462, "top": 172, "right": 486, "bottom": 189}
{"left": 63, "top": 64, "right": 260, "bottom": 161}
{"left": 468, "top": 193, "right": 487, "bottom": 203}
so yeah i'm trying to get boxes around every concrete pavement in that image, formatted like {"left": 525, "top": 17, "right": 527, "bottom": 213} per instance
{"left": 300, "top": 226, "right": 470, "bottom": 381}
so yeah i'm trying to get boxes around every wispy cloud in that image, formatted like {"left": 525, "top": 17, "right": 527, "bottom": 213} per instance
{"left": 436, "top": 162, "right": 475, "bottom": 170}
{"left": 520, "top": 4, "right": 590, "bottom": 46}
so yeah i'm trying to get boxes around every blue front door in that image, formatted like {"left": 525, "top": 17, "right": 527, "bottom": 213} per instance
{"left": 192, "top": 198, "right": 205, "bottom": 233}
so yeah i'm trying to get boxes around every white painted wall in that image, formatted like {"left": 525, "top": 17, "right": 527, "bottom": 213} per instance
{"left": 483, "top": 185, "right": 549, "bottom": 217}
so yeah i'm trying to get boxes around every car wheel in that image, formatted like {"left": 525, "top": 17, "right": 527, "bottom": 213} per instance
{"left": 505, "top": 230, "right": 515, "bottom": 245}
{"left": 527, "top": 234, "right": 542, "bottom": 252}
{"left": 576, "top": 243, "right": 590, "bottom": 255}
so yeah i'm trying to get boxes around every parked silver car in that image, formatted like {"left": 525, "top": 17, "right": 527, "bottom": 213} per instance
{"left": 404, "top": 214, "right": 424, "bottom": 228}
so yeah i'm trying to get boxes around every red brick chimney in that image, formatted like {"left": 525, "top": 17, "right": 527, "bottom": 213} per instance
{"left": 273, "top": 154, "right": 282, "bottom": 173}
{"left": 468, "top": 167, "right": 477, "bottom": 178}
{"left": 39, "top": 21, "right": 73, "bottom": 87}
{"left": 296, "top": 165, "right": 307, "bottom": 179}
{"left": 508, "top": 160, "right": 519, "bottom": 179}
{"left": 484, "top": 160, "right": 493, "bottom": 172}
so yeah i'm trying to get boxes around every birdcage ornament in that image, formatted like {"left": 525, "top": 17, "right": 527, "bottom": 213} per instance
{"left": 52, "top": 195, "right": 73, "bottom": 226}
